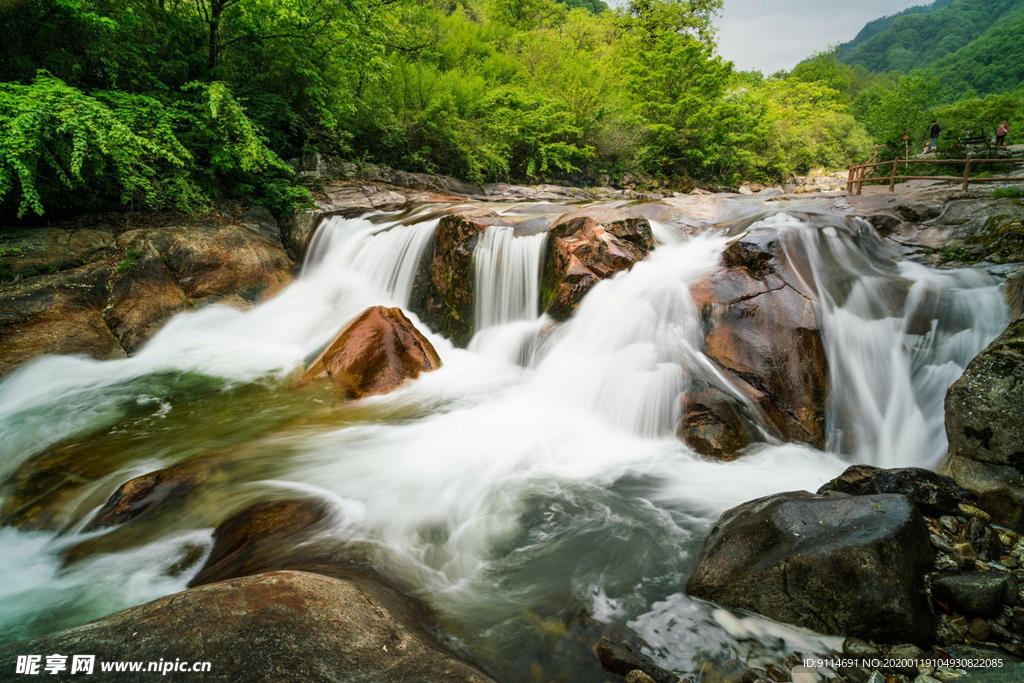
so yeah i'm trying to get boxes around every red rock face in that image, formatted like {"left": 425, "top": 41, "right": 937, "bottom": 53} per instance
{"left": 688, "top": 229, "right": 829, "bottom": 451}
{"left": 302, "top": 306, "right": 442, "bottom": 399}
{"left": 541, "top": 209, "right": 655, "bottom": 321}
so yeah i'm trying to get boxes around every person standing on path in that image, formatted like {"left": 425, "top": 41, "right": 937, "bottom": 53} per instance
{"left": 926, "top": 120, "right": 941, "bottom": 153}
{"left": 997, "top": 121, "right": 1010, "bottom": 147}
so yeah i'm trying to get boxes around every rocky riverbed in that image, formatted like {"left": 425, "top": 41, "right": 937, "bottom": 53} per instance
{"left": 1, "top": 165, "right": 1023, "bottom": 682}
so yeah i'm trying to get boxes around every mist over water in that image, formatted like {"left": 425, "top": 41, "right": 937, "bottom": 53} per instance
{"left": 0, "top": 204, "right": 1010, "bottom": 679}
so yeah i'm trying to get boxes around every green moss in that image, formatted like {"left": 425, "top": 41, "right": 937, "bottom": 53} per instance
{"left": 991, "top": 188, "right": 1023, "bottom": 199}
{"left": 114, "top": 248, "right": 142, "bottom": 274}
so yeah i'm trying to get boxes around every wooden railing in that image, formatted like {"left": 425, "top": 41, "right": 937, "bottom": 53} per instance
{"left": 846, "top": 156, "right": 1022, "bottom": 194}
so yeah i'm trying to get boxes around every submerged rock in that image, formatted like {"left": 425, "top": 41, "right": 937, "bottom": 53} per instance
{"left": 945, "top": 314, "right": 1024, "bottom": 530}
{"left": 301, "top": 306, "right": 442, "bottom": 399}
{"left": 0, "top": 571, "right": 498, "bottom": 683}
{"left": 593, "top": 637, "right": 678, "bottom": 683}
{"left": 84, "top": 455, "right": 226, "bottom": 531}
{"left": 189, "top": 499, "right": 334, "bottom": 587}
{"left": 540, "top": 208, "right": 654, "bottom": 322}
{"left": 686, "top": 491, "right": 936, "bottom": 645}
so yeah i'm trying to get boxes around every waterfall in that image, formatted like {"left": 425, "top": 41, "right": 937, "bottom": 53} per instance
{"left": 0, "top": 202, "right": 1011, "bottom": 682}
{"left": 473, "top": 226, "right": 547, "bottom": 330}
{"left": 304, "top": 213, "right": 437, "bottom": 307}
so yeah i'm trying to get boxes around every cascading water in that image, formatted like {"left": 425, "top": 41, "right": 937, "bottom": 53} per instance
{"left": 0, "top": 203, "right": 1011, "bottom": 681}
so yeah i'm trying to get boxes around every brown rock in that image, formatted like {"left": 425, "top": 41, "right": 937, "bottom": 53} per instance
{"left": 117, "top": 223, "right": 292, "bottom": 306}
{"left": 691, "top": 229, "right": 828, "bottom": 448}
{"left": 0, "top": 226, "right": 113, "bottom": 281}
{"left": 301, "top": 306, "right": 442, "bottom": 400}
{"left": 677, "top": 382, "right": 762, "bottom": 460}
{"left": 541, "top": 208, "right": 654, "bottom": 321}
{"left": 188, "top": 499, "right": 332, "bottom": 587}
{"left": 0, "top": 262, "right": 125, "bottom": 376}
{"left": 102, "top": 242, "right": 190, "bottom": 353}
{"left": 84, "top": 456, "right": 225, "bottom": 531}
{"left": 0, "top": 571, "right": 498, "bottom": 683}
{"left": 409, "top": 211, "right": 504, "bottom": 347}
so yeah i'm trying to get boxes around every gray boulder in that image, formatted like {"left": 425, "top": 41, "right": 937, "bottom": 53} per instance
{"left": 686, "top": 491, "right": 936, "bottom": 645}
{"left": 946, "top": 314, "right": 1024, "bottom": 530}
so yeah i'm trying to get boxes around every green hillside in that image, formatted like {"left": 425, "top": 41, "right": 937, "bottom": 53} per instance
{"left": 837, "top": 0, "right": 953, "bottom": 60}
{"left": 931, "top": 4, "right": 1024, "bottom": 94}
{"left": 837, "top": 0, "right": 1024, "bottom": 95}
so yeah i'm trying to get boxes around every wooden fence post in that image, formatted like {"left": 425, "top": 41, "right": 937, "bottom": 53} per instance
{"left": 889, "top": 160, "right": 899, "bottom": 193}
{"left": 962, "top": 155, "right": 973, "bottom": 192}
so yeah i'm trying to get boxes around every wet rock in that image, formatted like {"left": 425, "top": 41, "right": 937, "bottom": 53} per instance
{"left": 593, "top": 637, "right": 678, "bottom": 683}
{"left": 844, "top": 637, "right": 882, "bottom": 658}
{"left": 0, "top": 226, "right": 113, "bottom": 281}
{"left": 0, "top": 262, "right": 125, "bottom": 376}
{"left": 409, "top": 211, "right": 504, "bottom": 346}
{"left": 686, "top": 491, "right": 936, "bottom": 645}
{"left": 968, "top": 618, "right": 992, "bottom": 642}
{"left": 691, "top": 229, "right": 828, "bottom": 448}
{"left": 84, "top": 456, "right": 225, "bottom": 531}
{"left": 677, "top": 382, "right": 762, "bottom": 460}
{"left": 0, "top": 571, "right": 498, "bottom": 683}
{"left": 300, "top": 306, "right": 442, "bottom": 399}
{"left": 817, "top": 465, "right": 978, "bottom": 517}
{"left": 932, "top": 574, "right": 1016, "bottom": 619}
{"left": 945, "top": 314, "right": 1024, "bottom": 530}
{"left": 540, "top": 208, "right": 654, "bottom": 322}
{"left": 189, "top": 499, "right": 332, "bottom": 587}
{"left": 951, "top": 453, "right": 1024, "bottom": 534}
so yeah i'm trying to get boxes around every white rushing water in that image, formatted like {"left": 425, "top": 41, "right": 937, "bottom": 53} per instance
{"left": 0, "top": 205, "right": 1010, "bottom": 679}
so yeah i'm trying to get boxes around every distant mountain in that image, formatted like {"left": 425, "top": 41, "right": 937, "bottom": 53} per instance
{"left": 835, "top": 0, "right": 1024, "bottom": 96}
{"left": 837, "top": 0, "right": 954, "bottom": 60}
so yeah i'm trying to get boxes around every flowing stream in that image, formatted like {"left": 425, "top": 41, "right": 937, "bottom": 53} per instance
{"left": 0, "top": 202, "right": 1011, "bottom": 681}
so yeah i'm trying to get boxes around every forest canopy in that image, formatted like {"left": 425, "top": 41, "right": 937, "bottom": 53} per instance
{"left": 0, "top": 0, "right": 1019, "bottom": 220}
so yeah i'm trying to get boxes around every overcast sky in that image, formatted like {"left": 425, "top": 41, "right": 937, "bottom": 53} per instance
{"left": 715, "top": 0, "right": 928, "bottom": 74}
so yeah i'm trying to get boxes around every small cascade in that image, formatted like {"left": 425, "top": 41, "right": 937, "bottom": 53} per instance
{"left": 468, "top": 226, "right": 548, "bottom": 364}
{"left": 770, "top": 213, "right": 1008, "bottom": 468}
{"left": 303, "top": 213, "right": 437, "bottom": 307}
{"left": 528, "top": 234, "right": 730, "bottom": 439}
{"left": 473, "top": 226, "right": 547, "bottom": 330}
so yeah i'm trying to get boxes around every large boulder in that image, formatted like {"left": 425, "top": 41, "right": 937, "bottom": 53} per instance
{"left": 1, "top": 222, "right": 294, "bottom": 373}
{"left": 540, "top": 208, "right": 654, "bottom": 321}
{"left": 690, "top": 229, "right": 829, "bottom": 448}
{"left": 946, "top": 314, "right": 1024, "bottom": 530}
{"left": 686, "top": 491, "right": 936, "bottom": 646}
{"left": 300, "top": 306, "right": 442, "bottom": 399}
{"left": 0, "top": 262, "right": 125, "bottom": 375}
{"left": 0, "top": 571, "right": 498, "bottom": 683}
{"left": 115, "top": 223, "right": 292, "bottom": 307}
